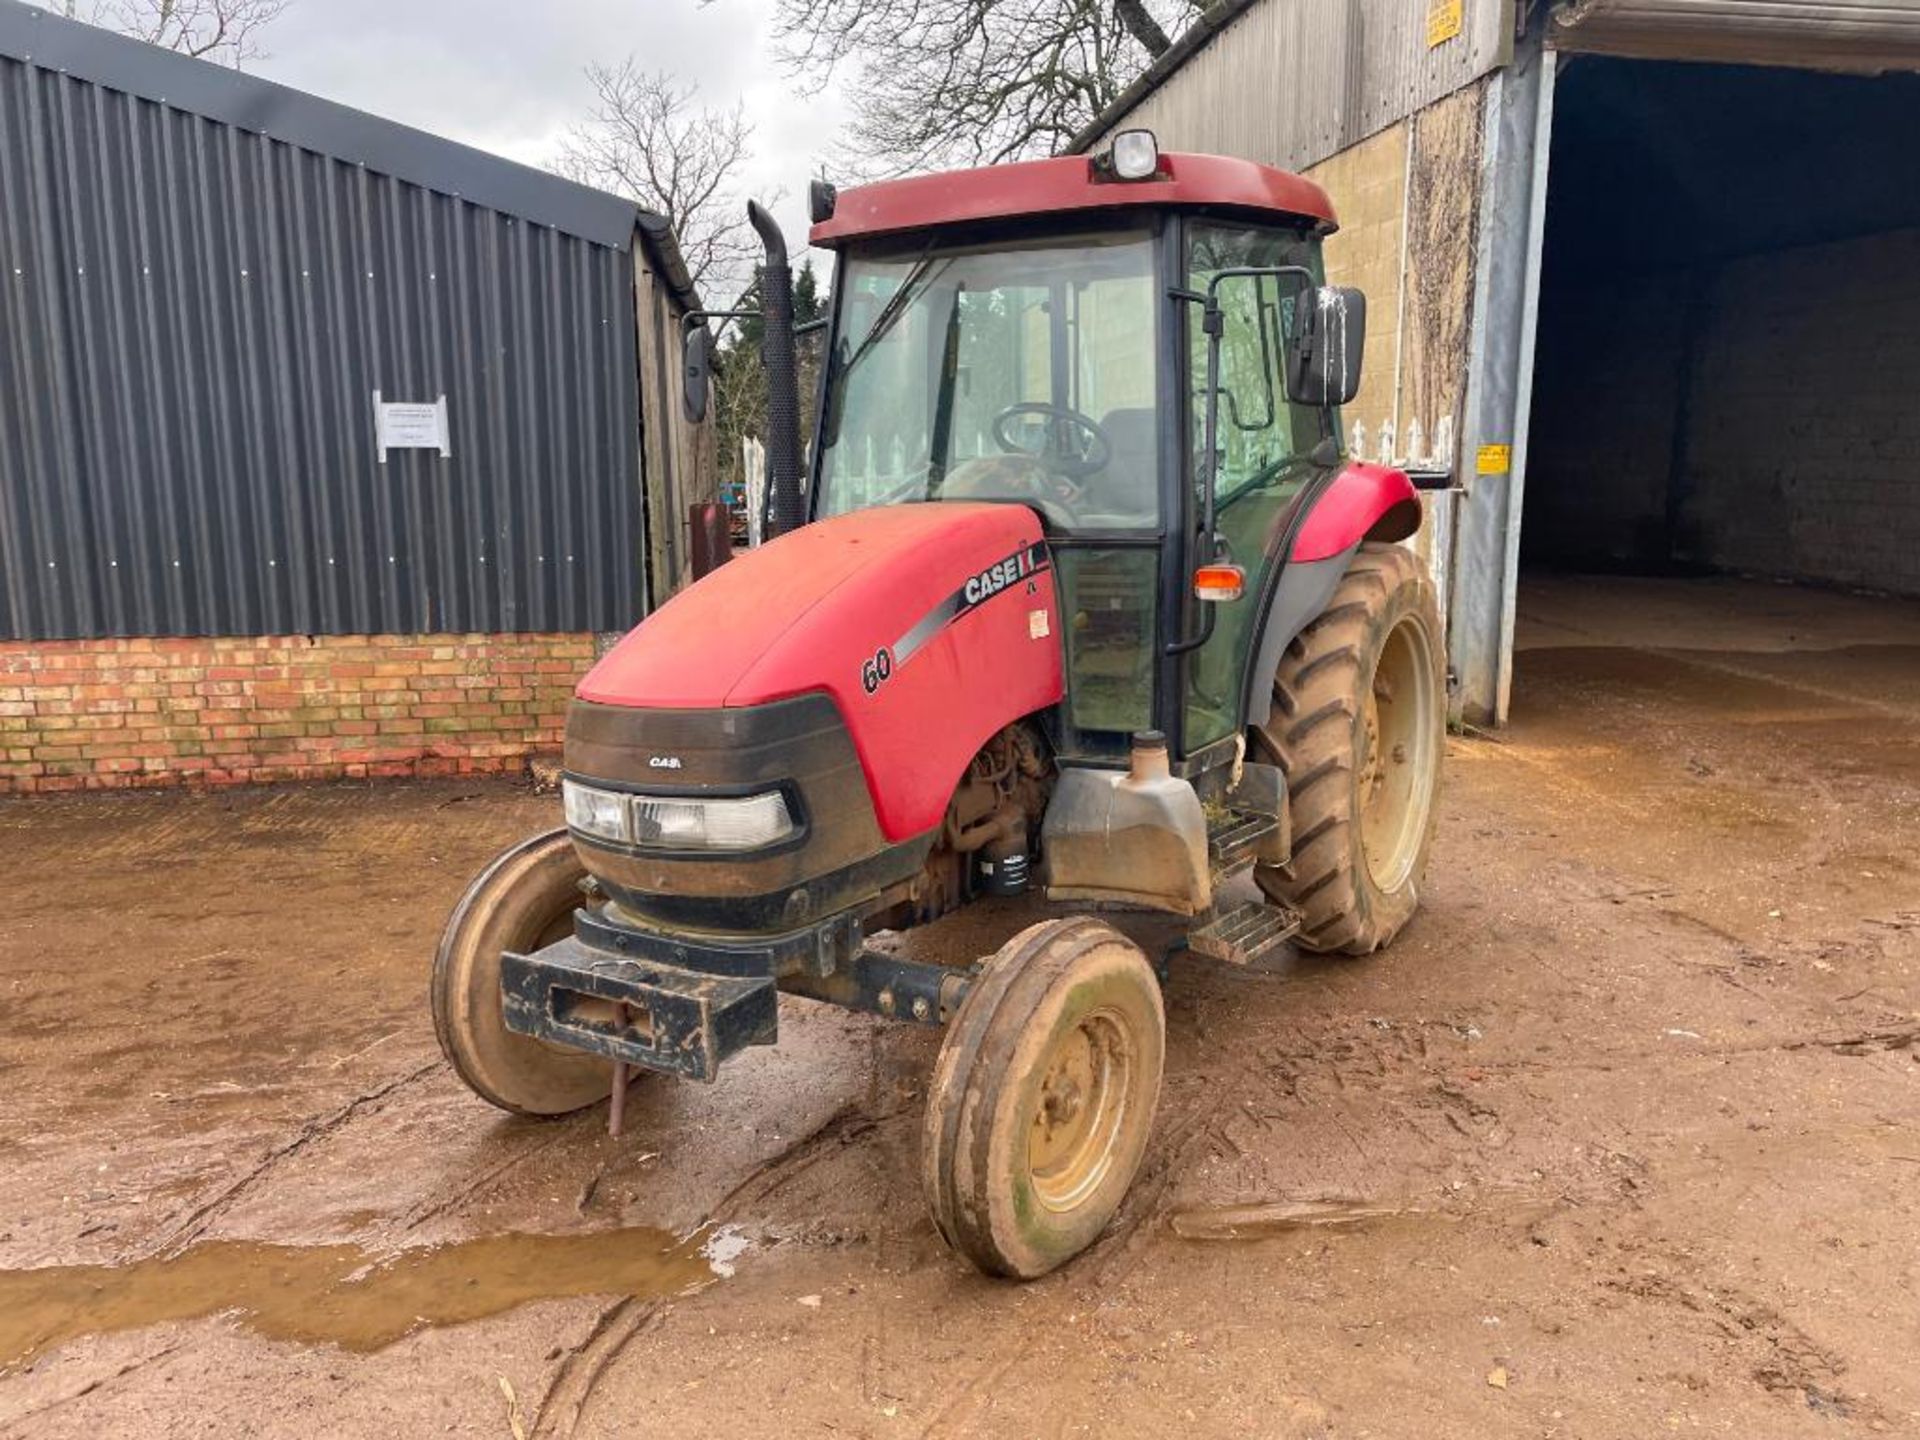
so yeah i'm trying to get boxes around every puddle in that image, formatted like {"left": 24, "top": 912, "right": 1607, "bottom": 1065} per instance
{"left": 0, "top": 1225, "right": 717, "bottom": 1373}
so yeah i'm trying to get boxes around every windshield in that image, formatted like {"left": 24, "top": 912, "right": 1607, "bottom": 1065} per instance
{"left": 815, "top": 230, "right": 1161, "bottom": 531}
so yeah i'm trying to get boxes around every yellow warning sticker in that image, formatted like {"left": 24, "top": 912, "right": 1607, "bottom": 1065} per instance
{"left": 1476, "top": 444, "right": 1511, "bottom": 475}
{"left": 1426, "top": 0, "right": 1463, "bottom": 47}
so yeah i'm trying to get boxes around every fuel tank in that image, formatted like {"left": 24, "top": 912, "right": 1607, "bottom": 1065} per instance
{"left": 576, "top": 503, "right": 1064, "bottom": 844}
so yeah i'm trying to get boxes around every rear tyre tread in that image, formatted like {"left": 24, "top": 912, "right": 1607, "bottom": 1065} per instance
{"left": 1296, "top": 600, "right": 1369, "bottom": 637}
{"left": 1253, "top": 542, "right": 1444, "bottom": 957}
{"left": 1291, "top": 645, "right": 1363, "bottom": 689}
{"left": 1290, "top": 865, "right": 1344, "bottom": 905}
{"left": 1286, "top": 756, "right": 1347, "bottom": 797}
{"left": 1286, "top": 697, "right": 1355, "bottom": 745}
{"left": 1292, "top": 813, "right": 1342, "bottom": 850}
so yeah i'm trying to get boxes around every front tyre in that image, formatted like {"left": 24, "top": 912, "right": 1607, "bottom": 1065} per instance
{"left": 923, "top": 918, "right": 1164, "bottom": 1279}
{"left": 1254, "top": 542, "right": 1444, "bottom": 955}
{"left": 432, "top": 828, "right": 616, "bottom": 1116}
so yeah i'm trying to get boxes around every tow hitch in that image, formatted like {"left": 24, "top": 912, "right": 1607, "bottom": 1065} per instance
{"left": 499, "top": 904, "right": 974, "bottom": 1135}
{"left": 500, "top": 937, "right": 779, "bottom": 1085}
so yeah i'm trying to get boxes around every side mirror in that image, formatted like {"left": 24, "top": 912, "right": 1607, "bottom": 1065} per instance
{"left": 1288, "top": 285, "right": 1366, "bottom": 407}
{"left": 682, "top": 326, "right": 714, "bottom": 424}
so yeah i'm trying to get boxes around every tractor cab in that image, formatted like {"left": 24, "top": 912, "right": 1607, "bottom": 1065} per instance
{"left": 436, "top": 134, "right": 1444, "bottom": 1283}
{"left": 803, "top": 134, "right": 1376, "bottom": 768}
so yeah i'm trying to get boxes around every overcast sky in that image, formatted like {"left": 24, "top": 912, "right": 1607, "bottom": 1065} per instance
{"left": 252, "top": 0, "right": 849, "bottom": 264}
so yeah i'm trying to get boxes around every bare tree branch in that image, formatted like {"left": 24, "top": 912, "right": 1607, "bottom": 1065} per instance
{"left": 37, "top": 0, "right": 289, "bottom": 67}
{"left": 1111, "top": 0, "right": 1173, "bottom": 54}
{"left": 756, "top": 0, "right": 1213, "bottom": 174}
{"left": 551, "top": 60, "right": 758, "bottom": 301}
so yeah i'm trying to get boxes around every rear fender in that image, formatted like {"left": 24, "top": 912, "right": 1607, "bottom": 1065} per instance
{"left": 1237, "top": 464, "right": 1421, "bottom": 727}
{"left": 1291, "top": 462, "right": 1420, "bottom": 562}
{"left": 1239, "top": 546, "right": 1358, "bottom": 730}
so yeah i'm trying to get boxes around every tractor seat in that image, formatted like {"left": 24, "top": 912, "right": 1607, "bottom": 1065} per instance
{"left": 1087, "top": 407, "right": 1159, "bottom": 527}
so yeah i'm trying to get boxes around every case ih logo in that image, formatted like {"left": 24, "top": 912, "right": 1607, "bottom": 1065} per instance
{"left": 648, "top": 756, "right": 683, "bottom": 769}
{"left": 870, "top": 542, "right": 1054, "bottom": 695}
{"left": 963, "top": 547, "right": 1040, "bottom": 606}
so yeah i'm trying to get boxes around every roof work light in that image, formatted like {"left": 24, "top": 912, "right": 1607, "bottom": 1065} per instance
{"left": 1108, "top": 129, "right": 1161, "bottom": 181}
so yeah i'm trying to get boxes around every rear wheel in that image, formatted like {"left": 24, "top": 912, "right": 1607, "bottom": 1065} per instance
{"left": 923, "top": 918, "right": 1164, "bottom": 1279}
{"left": 432, "top": 829, "right": 617, "bottom": 1116}
{"left": 1254, "top": 542, "right": 1444, "bottom": 955}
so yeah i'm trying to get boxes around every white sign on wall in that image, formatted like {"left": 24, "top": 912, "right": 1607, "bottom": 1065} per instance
{"left": 373, "top": 390, "right": 452, "bottom": 462}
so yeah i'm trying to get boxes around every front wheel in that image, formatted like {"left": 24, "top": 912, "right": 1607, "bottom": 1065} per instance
{"left": 923, "top": 918, "right": 1165, "bottom": 1279}
{"left": 432, "top": 829, "right": 617, "bottom": 1116}
{"left": 1254, "top": 542, "right": 1444, "bottom": 955}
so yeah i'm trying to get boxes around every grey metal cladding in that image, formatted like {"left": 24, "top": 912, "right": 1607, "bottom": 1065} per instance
{"left": 0, "top": 30, "right": 647, "bottom": 641}
{"left": 0, "top": 0, "right": 649, "bottom": 250}
{"left": 1074, "top": 0, "right": 1514, "bottom": 173}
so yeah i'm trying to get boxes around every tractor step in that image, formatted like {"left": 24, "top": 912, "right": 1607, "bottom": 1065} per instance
{"left": 1207, "top": 808, "right": 1281, "bottom": 880}
{"left": 1187, "top": 899, "right": 1301, "bottom": 967}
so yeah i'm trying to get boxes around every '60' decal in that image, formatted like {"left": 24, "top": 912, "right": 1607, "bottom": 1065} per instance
{"left": 860, "top": 647, "right": 893, "bottom": 695}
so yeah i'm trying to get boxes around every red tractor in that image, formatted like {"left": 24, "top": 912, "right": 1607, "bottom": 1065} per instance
{"left": 433, "top": 131, "right": 1444, "bottom": 1278}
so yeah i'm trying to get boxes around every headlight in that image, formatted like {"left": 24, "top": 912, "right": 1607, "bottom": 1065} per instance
{"left": 632, "top": 792, "right": 795, "bottom": 850}
{"left": 563, "top": 779, "right": 628, "bottom": 842}
{"left": 562, "top": 780, "right": 797, "bottom": 852}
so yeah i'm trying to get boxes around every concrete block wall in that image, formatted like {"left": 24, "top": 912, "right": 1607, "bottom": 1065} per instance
{"left": 1524, "top": 270, "right": 1691, "bottom": 566}
{"left": 0, "top": 633, "right": 595, "bottom": 794}
{"left": 1681, "top": 227, "right": 1920, "bottom": 595}
{"left": 1309, "top": 121, "right": 1408, "bottom": 433}
{"left": 1308, "top": 81, "right": 1486, "bottom": 481}
{"left": 1306, "top": 83, "right": 1485, "bottom": 618}
{"left": 1527, "top": 226, "right": 1920, "bottom": 595}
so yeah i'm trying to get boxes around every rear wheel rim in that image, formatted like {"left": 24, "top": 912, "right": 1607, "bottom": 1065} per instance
{"left": 1358, "top": 613, "right": 1437, "bottom": 892}
{"left": 1027, "top": 1009, "right": 1132, "bottom": 1213}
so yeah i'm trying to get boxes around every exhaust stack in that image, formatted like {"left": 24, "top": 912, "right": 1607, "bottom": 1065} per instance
{"left": 748, "top": 201, "right": 806, "bottom": 541}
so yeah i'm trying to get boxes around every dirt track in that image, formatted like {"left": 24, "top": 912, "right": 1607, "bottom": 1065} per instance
{"left": 2, "top": 575, "right": 1917, "bottom": 1439}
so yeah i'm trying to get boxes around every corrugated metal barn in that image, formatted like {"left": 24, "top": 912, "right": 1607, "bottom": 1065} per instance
{"left": 0, "top": 0, "right": 712, "bottom": 791}
{"left": 1079, "top": 0, "right": 1920, "bottom": 726}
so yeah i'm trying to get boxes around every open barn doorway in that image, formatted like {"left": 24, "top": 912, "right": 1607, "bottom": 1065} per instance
{"left": 1514, "top": 55, "right": 1920, "bottom": 716}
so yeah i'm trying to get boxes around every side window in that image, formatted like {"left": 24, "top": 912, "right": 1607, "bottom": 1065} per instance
{"left": 1187, "top": 238, "right": 1322, "bottom": 503}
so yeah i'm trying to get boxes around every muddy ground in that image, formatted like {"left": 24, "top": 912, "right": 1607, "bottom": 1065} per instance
{"left": 1, "top": 575, "right": 1916, "bottom": 1439}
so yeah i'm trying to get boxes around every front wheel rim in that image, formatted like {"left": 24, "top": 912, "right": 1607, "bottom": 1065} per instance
{"left": 1027, "top": 1009, "right": 1133, "bottom": 1213}
{"left": 1358, "top": 612, "right": 1438, "bottom": 892}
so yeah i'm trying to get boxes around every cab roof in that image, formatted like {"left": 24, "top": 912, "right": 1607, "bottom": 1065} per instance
{"left": 808, "top": 151, "right": 1338, "bottom": 249}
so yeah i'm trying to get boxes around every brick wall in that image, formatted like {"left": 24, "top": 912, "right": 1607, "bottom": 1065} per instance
{"left": 0, "top": 633, "right": 597, "bottom": 794}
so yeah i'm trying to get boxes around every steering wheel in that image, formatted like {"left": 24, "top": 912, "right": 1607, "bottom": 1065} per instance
{"left": 991, "top": 402, "right": 1113, "bottom": 483}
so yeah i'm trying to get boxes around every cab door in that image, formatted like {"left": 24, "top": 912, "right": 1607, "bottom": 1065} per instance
{"left": 1178, "top": 221, "right": 1337, "bottom": 756}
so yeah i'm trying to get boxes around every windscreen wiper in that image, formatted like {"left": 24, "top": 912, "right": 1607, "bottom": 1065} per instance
{"left": 926, "top": 282, "right": 967, "bottom": 489}
{"left": 841, "top": 250, "right": 949, "bottom": 376}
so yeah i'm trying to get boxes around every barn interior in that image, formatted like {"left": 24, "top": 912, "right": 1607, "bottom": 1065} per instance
{"left": 1513, "top": 54, "right": 1920, "bottom": 728}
